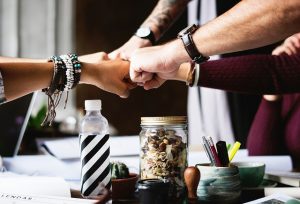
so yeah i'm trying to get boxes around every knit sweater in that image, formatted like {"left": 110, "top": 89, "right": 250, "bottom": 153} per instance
{"left": 246, "top": 94, "right": 300, "bottom": 168}
{"left": 199, "top": 53, "right": 300, "bottom": 94}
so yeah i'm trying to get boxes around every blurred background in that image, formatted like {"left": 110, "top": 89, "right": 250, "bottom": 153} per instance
{"left": 0, "top": 0, "right": 188, "bottom": 153}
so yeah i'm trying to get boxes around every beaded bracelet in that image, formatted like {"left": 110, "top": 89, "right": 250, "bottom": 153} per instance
{"left": 60, "top": 54, "right": 74, "bottom": 90}
{"left": 42, "top": 56, "right": 65, "bottom": 95}
{"left": 69, "top": 54, "right": 81, "bottom": 89}
{"left": 42, "top": 54, "right": 81, "bottom": 126}
{"left": 60, "top": 54, "right": 81, "bottom": 89}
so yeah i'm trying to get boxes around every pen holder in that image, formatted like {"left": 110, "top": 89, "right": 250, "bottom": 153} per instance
{"left": 196, "top": 163, "right": 241, "bottom": 204}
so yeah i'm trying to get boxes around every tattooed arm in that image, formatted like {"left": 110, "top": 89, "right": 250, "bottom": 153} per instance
{"left": 140, "top": 0, "right": 190, "bottom": 41}
{"left": 109, "top": 0, "right": 190, "bottom": 60}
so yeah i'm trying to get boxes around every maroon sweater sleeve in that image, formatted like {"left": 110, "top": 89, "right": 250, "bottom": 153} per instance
{"left": 246, "top": 99, "right": 286, "bottom": 155}
{"left": 199, "top": 54, "right": 300, "bottom": 94}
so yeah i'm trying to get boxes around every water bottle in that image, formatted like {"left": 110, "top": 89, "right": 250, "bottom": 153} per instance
{"left": 79, "top": 100, "right": 111, "bottom": 196}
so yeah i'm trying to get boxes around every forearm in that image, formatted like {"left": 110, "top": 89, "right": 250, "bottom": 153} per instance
{"left": 165, "top": 0, "right": 300, "bottom": 65}
{"left": 199, "top": 54, "right": 300, "bottom": 94}
{"left": 141, "top": 0, "right": 190, "bottom": 40}
{"left": 0, "top": 57, "right": 94, "bottom": 101}
{"left": 0, "top": 56, "right": 45, "bottom": 63}
{"left": 175, "top": 54, "right": 300, "bottom": 94}
{"left": 0, "top": 61, "right": 52, "bottom": 101}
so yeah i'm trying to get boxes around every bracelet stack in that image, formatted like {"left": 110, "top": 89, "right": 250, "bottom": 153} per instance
{"left": 42, "top": 54, "right": 81, "bottom": 126}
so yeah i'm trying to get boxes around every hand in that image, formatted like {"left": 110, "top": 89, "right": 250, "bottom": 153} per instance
{"left": 142, "top": 62, "right": 194, "bottom": 90}
{"left": 262, "top": 33, "right": 300, "bottom": 100}
{"left": 108, "top": 36, "right": 152, "bottom": 60}
{"left": 272, "top": 33, "right": 300, "bottom": 55}
{"left": 130, "top": 44, "right": 180, "bottom": 86}
{"left": 94, "top": 60, "right": 136, "bottom": 98}
{"left": 81, "top": 58, "right": 136, "bottom": 98}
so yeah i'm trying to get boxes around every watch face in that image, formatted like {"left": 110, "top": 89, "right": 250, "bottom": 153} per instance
{"left": 136, "top": 27, "right": 151, "bottom": 38}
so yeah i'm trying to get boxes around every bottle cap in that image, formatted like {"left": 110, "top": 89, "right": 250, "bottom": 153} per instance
{"left": 85, "top": 100, "right": 102, "bottom": 110}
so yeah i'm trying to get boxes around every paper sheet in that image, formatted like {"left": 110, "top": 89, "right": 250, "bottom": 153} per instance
{"left": 0, "top": 174, "right": 70, "bottom": 197}
{"left": 3, "top": 155, "right": 81, "bottom": 180}
{"left": 244, "top": 193, "right": 297, "bottom": 204}
{"left": 0, "top": 192, "right": 97, "bottom": 204}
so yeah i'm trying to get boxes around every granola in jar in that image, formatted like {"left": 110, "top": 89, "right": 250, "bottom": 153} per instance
{"left": 140, "top": 116, "right": 188, "bottom": 198}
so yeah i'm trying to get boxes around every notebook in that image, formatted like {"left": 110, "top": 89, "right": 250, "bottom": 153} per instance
{"left": 0, "top": 92, "right": 37, "bottom": 156}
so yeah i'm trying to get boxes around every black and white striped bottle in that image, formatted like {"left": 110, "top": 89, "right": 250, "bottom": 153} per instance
{"left": 80, "top": 100, "right": 111, "bottom": 196}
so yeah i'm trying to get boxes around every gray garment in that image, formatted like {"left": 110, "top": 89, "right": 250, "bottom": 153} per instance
{"left": 0, "top": 71, "right": 6, "bottom": 104}
{"left": 187, "top": 0, "right": 235, "bottom": 145}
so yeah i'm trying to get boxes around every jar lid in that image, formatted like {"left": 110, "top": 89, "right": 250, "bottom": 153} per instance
{"left": 137, "top": 179, "right": 170, "bottom": 190}
{"left": 141, "top": 116, "right": 187, "bottom": 126}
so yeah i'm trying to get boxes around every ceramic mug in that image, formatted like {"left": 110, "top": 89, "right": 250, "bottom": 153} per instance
{"left": 232, "top": 162, "right": 265, "bottom": 187}
{"left": 196, "top": 163, "right": 241, "bottom": 204}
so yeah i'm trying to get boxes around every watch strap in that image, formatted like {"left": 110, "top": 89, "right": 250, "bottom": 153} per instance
{"left": 182, "top": 33, "right": 209, "bottom": 64}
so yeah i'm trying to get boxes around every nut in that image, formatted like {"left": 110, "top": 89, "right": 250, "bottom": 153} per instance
{"left": 158, "top": 143, "right": 167, "bottom": 152}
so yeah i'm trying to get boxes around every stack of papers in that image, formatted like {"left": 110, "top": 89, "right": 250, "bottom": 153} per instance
{"left": 245, "top": 194, "right": 299, "bottom": 204}
{"left": 265, "top": 171, "right": 300, "bottom": 187}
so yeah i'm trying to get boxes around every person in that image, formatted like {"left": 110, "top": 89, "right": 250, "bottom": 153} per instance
{"left": 0, "top": 52, "right": 133, "bottom": 104}
{"left": 142, "top": 31, "right": 300, "bottom": 166}
{"left": 0, "top": 52, "right": 134, "bottom": 125}
{"left": 129, "top": 0, "right": 300, "bottom": 86}
{"left": 247, "top": 33, "right": 300, "bottom": 169}
{"left": 141, "top": 49, "right": 300, "bottom": 94}
{"left": 111, "top": 0, "right": 300, "bottom": 146}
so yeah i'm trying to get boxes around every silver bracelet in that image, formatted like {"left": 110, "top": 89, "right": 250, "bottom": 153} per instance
{"left": 192, "top": 63, "right": 200, "bottom": 87}
{"left": 60, "top": 54, "right": 74, "bottom": 91}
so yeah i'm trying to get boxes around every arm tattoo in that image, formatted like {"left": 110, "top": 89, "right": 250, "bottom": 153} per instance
{"left": 143, "top": 0, "right": 190, "bottom": 37}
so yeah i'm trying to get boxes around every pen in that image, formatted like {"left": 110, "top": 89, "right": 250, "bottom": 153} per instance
{"left": 208, "top": 137, "right": 222, "bottom": 167}
{"left": 202, "top": 136, "right": 216, "bottom": 166}
{"left": 216, "top": 141, "right": 230, "bottom": 167}
{"left": 228, "top": 141, "right": 241, "bottom": 162}
{"left": 202, "top": 142, "right": 214, "bottom": 165}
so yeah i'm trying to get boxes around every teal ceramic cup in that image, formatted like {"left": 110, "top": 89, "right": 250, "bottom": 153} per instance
{"left": 196, "top": 163, "right": 241, "bottom": 204}
{"left": 233, "top": 162, "right": 265, "bottom": 187}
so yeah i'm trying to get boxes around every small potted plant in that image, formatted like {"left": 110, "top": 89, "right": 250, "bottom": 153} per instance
{"left": 111, "top": 161, "right": 138, "bottom": 200}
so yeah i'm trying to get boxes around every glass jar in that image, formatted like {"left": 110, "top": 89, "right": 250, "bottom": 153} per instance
{"left": 139, "top": 116, "right": 188, "bottom": 198}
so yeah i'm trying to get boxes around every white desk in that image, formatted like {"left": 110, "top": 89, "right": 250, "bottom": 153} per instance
{"left": 4, "top": 150, "right": 293, "bottom": 180}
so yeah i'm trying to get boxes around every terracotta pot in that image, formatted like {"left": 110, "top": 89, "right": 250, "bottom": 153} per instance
{"left": 112, "top": 173, "right": 138, "bottom": 200}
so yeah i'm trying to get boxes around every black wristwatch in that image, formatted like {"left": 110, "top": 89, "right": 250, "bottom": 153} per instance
{"left": 177, "top": 24, "right": 209, "bottom": 64}
{"left": 135, "top": 27, "right": 156, "bottom": 45}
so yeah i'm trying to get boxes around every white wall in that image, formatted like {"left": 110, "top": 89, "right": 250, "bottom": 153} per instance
{"left": 0, "top": 0, "right": 76, "bottom": 121}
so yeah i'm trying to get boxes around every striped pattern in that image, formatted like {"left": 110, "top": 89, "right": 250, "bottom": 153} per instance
{"left": 0, "top": 71, "right": 6, "bottom": 105}
{"left": 80, "top": 134, "right": 111, "bottom": 196}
